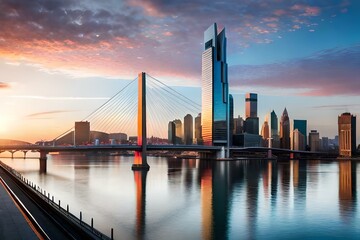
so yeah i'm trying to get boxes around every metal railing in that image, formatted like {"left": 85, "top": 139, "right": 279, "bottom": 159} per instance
{"left": 0, "top": 161, "right": 114, "bottom": 240}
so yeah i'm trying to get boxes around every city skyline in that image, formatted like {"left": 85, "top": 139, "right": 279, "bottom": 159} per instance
{"left": 0, "top": 0, "right": 360, "bottom": 143}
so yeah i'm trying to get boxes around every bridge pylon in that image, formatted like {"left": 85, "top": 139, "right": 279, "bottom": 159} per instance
{"left": 132, "top": 72, "right": 150, "bottom": 171}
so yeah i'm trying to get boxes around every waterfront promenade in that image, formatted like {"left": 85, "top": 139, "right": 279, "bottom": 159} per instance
{"left": 0, "top": 178, "right": 40, "bottom": 239}
{"left": 0, "top": 164, "right": 110, "bottom": 240}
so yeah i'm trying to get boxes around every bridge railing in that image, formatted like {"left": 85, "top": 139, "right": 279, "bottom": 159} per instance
{"left": 0, "top": 161, "right": 114, "bottom": 240}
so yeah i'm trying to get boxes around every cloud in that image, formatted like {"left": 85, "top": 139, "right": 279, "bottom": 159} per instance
{"left": 230, "top": 45, "right": 360, "bottom": 96}
{"left": 25, "top": 110, "right": 73, "bottom": 118}
{"left": 12, "top": 96, "right": 109, "bottom": 100}
{"left": 0, "top": 0, "right": 350, "bottom": 83}
{"left": 0, "top": 82, "right": 10, "bottom": 89}
{"left": 313, "top": 104, "right": 360, "bottom": 110}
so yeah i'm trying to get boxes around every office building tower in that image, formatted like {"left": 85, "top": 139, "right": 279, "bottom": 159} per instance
{"left": 201, "top": 23, "right": 229, "bottom": 146}
{"left": 168, "top": 121, "right": 176, "bottom": 144}
{"left": 184, "top": 114, "right": 193, "bottom": 145}
{"left": 244, "top": 117, "right": 259, "bottom": 135}
{"left": 261, "top": 115, "right": 270, "bottom": 139}
{"left": 338, "top": 112, "right": 356, "bottom": 157}
{"left": 74, "top": 121, "right": 90, "bottom": 145}
{"left": 294, "top": 120, "right": 307, "bottom": 147}
{"left": 244, "top": 93, "right": 259, "bottom": 135}
{"left": 229, "top": 94, "right": 234, "bottom": 146}
{"left": 173, "top": 119, "right": 183, "bottom": 144}
{"left": 293, "top": 129, "right": 305, "bottom": 151}
{"left": 309, "top": 130, "right": 320, "bottom": 152}
{"left": 195, "top": 113, "right": 202, "bottom": 144}
{"left": 234, "top": 115, "right": 244, "bottom": 134}
{"left": 270, "top": 110, "right": 280, "bottom": 148}
{"left": 322, "top": 137, "right": 329, "bottom": 151}
{"left": 261, "top": 115, "right": 270, "bottom": 147}
{"left": 245, "top": 93, "right": 257, "bottom": 118}
{"left": 280, "top": 108, "right": 290, "bottom": 149}
{"left": 270, "top": 110, "right": 278, "bottom": 137}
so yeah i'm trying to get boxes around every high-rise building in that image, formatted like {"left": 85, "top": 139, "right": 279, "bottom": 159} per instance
{"left": 293, "top": 129, "right": 305, "bottom": 151}
{"left": 184, "top": 114, "right": 193, "bottom": 145}
{"left": 168, "top": 121, "right": 176, "bottom": 144}
{"left": 309, "top": 130, "right": 320, "bottom": 152}
{"left": 173, "top": 119, "right": 183, "bottom": 144}
{"left": 261, "top": 115, "right": 270, "bottom": 147}
{"left": 233, "top": 115, "right": 244, "bottom": 134}
{"left": 280, "top": 108, "right": 290, "bottom": 149}
{"left": 201, "top": 23, "right": 228, "bottom": 146}
{"left": 245, "top": 93, "right": 257, "bottom": 118}
{"left": 338, "top": 112, "right": 356, "bottom": 157}
{"left": 270, "top": 110, "right": 280, "bottom": 148}
{"left": 244, "top": 117, "right": 259, "bottom": 135}
{"left": 229, "top": 94, "right": 234, "bottom": 146}
{"left": 74, "top": 121, "right": 90, "bottom": 145}
{"left": 270, "top": 110, "right": 278, "bottom": 136}
{"left": 322, "top": 137, "right": 329, "bottom": 151}
{"left": 195, "top": 113, "right": 202, "bottom": 144}
{"left": 261, "top": 115, "right": 269, "bottom": 138}
{"left": 244, "top": 93, "right": 259, "bottom": 135}
{"left": 294, "top": 120, "right": 307, "bottom": 147}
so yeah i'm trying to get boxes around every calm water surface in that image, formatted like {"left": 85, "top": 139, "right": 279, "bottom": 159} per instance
{"left": 1, "top": 154, "right": 360, "bottom": 239}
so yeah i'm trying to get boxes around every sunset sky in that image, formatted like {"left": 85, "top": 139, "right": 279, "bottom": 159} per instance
{"left": 0, "top": 0, "right": 359, "bottom": 143}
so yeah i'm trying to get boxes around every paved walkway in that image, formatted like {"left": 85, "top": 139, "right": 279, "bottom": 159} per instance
{"left": 0, "top": 179, "right": 39, "bottom": 240}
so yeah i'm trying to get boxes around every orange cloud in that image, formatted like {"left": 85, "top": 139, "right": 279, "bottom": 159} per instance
{"left": 0, "top": 82, "right": 10, "bottom": 89}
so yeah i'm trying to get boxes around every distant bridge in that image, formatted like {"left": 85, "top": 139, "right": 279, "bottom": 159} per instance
{"left": 0, "top": 72, "right": 338, "bottom": 172}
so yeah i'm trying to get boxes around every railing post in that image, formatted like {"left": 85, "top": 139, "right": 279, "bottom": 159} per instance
{"left": 80, "top": 211, "right": 82, "bottom": 225}
{"left": 111, "top": 228, "right": 114, "bottom": 240}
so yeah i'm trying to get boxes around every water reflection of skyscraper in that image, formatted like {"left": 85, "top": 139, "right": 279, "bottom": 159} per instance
{"left": 292, "top": 160, "right": 307, "bottom": 203}
{"left": 338, "top": 161, "right": 356, "bottom": 221}
{"left": 199, "top": 160, "right": 246, "bottom": 240}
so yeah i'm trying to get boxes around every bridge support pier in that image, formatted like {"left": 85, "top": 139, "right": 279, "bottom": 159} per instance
{"left": 39, "top": 151, "right": 48, "bottom": 173}
{"left": 22, "top": 150, "right": 28, "bottom": 159}
{"left": 9, "top": 150, "right": 16, "bottom": 159}
{"left": 132, "top": 72, "right": 150, "bottom": 171}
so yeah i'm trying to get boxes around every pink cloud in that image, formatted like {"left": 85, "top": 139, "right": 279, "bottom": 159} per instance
{"left": 291, "top": 4, "right": 321, "bottom": 16}
{"left": 163, "top": 31, "right": 173, "bottom": 37}
{"left": 273, "top": 9, "right": 286, "bottom": 16}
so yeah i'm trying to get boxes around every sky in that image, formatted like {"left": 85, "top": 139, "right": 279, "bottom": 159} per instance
{"left": 0, "top": 0, "right": 359, "bottom": 143}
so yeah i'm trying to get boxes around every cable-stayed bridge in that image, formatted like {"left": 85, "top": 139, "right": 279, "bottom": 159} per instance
{"left": 0, "top": 72, "right": 333, "bottom": 172}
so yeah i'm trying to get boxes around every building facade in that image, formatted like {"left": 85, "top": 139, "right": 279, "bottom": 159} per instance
{"left": 270, "top": 110, "right": 280, "bottom": 148}
{"left": 294, "top": 120, "right": 307, "bottom": 147}
{"left": 338, "top": 112, "right": 356, "bottom": 157}
{"left": 74, "top": 121, "right": 90, "bottom": 145}
{"left": 168, "top": 121, "right": 176, "bottom": 144}
{"left": 195, "top": 113, "right": 202, "bottom": 144}
{"left": 234, "top": 115, "right": 244, "bottom": 134}
{"left": 245, "top": 93, "right": 257, "bottom": 118}
{"left": 293, "top": 129, "right": 305, "bottom": 151}
{"left": 184, "top": 114, "right": 193, "bottom": 145}
{"left": 173, "top": 119, "right": 183, "bottom": 144}
{"left": 309, "top": 130, "right": 320, "bottom": 152}
{"left": 261, "top": 115, "right": 270, "bottom": 147}
{"left": 280, "top": 108, "right": 290, "bottom": 149}
{"left": 201, "top": 23, "right": 229, "bottom": 146}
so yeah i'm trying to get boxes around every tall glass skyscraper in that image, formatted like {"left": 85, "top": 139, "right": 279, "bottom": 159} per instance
{"left": 294, "top": 119, "right": 307, "bottom": 147}
{"left": 245, "top": 93, "right": 257, "bottom": 118}
{"left": 201, "top": 23, "right": 228, "bottom": 146}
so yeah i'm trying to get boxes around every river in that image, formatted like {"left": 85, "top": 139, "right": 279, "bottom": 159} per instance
{"left": 1, "top": 154, "right": 359, "bottom": 239}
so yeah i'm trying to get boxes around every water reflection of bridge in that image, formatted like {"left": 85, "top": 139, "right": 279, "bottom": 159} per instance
{"left": 0, "top": 144, "right": 335, "bottom": 173}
